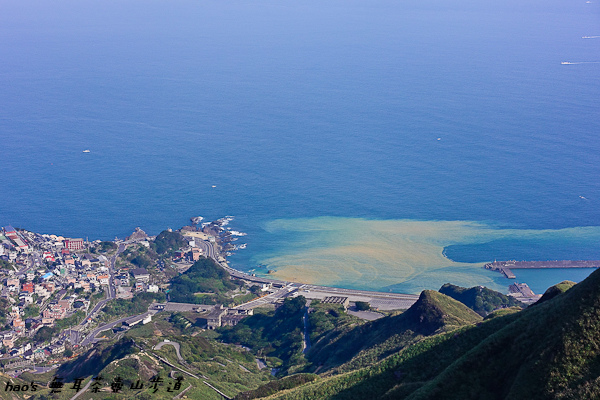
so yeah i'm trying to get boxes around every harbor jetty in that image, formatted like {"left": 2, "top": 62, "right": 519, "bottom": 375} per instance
{"left": 485, "top": 260, "right": 600, "bottom": 279}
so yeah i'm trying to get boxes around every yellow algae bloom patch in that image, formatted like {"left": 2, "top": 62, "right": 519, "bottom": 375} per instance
{"left": 263, "top": 217, "right": 489, "bottom": 291}
{"left": 258, "top": 217, "right": 600, "bottom": 294}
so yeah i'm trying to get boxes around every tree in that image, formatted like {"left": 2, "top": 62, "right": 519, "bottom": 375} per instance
{"left": 130, "top": 255, "right": 151, "bottom": 268}
{"left": 64, "top": 349, "right": 73, "bottom": 358}
{"left": 355, "top": 301, "right": 370, "bottom": 311}
{"left": 250, "top": 285, "right": 262, "bottom": 295}
{"left": 153, "top": 230, "right": 186, "bottom": 254}
{"left": 100, "top": 241, "right": 117, "bottom": 252}
{"left": 34, "top": 326, "right": 58, "bottom": 343}
{"left": 23, "top": 304, "right": 40, "bottom": 318}
{"left": 169, "top": 257, "right": 235, "bottom": 304}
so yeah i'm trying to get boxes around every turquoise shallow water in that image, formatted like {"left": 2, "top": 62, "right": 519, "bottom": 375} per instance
{"left": 511, "top": 268, "right": 597, "bottom": 295}
{"left": 1, "top": 0, "right": 599, "bottom": 293}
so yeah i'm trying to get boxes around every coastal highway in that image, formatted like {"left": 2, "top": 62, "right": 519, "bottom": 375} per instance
{"left": 106, "top": 243, "right": 125, "bottom": 300}
{"left": 196, "top": 240, "right": 217, "bottom": 260}
{"left": 233, "top": 284, "right": 296, "bottom": 310}
{"left": 199, "top": 239, "right": 419, "bottom": 311}
{"left": 296, "top": 285, "right": 418, "bottom": 310}
{"left": 298, "top": 284, "right": 419, "bottom": 301}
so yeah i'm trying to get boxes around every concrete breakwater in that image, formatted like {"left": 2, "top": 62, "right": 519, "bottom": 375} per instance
{"left": 485, "top": 260, "right": 600, "bottom": 279}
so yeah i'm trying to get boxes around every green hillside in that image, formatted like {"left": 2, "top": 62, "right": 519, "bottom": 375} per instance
{"left": 219, "top": 296, "right": 307, "bottom": 373}
{"left": 235, "top": 374, "right": 319, "bottom": 400}
{"left": 55, "top": 338, "right": 138, "bottom": 381}
{"left": 534, "top": 280, "right": 577, "bottom": 306}
{"left": 152, "top": 230, "right": 187, "bottom": 254}
{"left": 23, "top": 312, "right": 274, "bottom": 400}
{"left": 439, "top": 283, "right": 524, "bottom": 316}
{"left": 264, "top": 270, "right": 600, "bottom": 400}
{"left": 261, "top": 316, "right": 513, "bottom": 400}
{"left": 402, "top": 290, "right": 483, "bottom": 332}
{"left": 407, "top": 273, "right": 598, "bottom": 399}
{"left": 169, "top": 256, "right": 238, "bottom": 304}
{"left": 306, "top": 290, "right": 482, "bottom": 374}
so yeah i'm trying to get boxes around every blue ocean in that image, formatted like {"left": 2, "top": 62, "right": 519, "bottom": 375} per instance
{"left": 1, "top": 0, "right": 599, "bottom": 294}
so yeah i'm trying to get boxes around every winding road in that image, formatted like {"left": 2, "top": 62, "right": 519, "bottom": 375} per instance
{"left": 72, "top": 244, "right": 126, "bottom": 345}
{"left": 154, "top": 341, "right": 184, "bottom": 363}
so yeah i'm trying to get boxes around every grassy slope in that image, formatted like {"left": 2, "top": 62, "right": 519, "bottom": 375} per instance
{"left": 27, "top": 313, "right": 272, "bottom": 400}
{"left": 0, "top": 373, "right": 32, "bottom": 400}
{"left": 235, "top": 374, "right": 319, "bottom": 400}
{"left": 407, "top": 271, "right": 600, "bottom": 400}
{"left": 263, "top": 316, "right": 514, "bottom": 400}
{"left": 268, "top": 269, "right": 600, "bottom": 400}
{"left": 534, "top": 280, "right": 577, "bottom": 306}
{"left": 307, "top": 290, "right": 482, "bottom": 374}
{"left": 439, "top": 283, "right": 524, "bottom": 316}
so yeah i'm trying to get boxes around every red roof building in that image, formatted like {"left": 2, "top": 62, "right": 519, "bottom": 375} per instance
{"left": 22, "top": 282, "right": 34, "bottom": 293}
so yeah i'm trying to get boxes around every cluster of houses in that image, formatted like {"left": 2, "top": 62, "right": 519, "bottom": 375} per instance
{"left": 1, "top": 331, "right": 66, "bottom": 361}
{"left": 173, "top": 245, "right": 205, "bottom": 263}
{"left": 0, "top": 224, "right": 243, "bottom": 362}
{"left": 114, "top": 267, "right": 159, "bottom": 299}
{"left": 0, "top": 227, "right": 123, "bottom": 358}
{"left": 0, "top": 227, "right": 96, "bottom": 357}
{"left": 0, "top": 226, "right": 174, "bottom": 363}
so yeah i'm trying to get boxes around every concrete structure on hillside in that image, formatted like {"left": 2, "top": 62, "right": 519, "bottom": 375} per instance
{"left": 116, "top": 286, "right": 133, "bottom": 299}
{"left": 206, "top": 306, "right": 253, "bottom": 330}
{"left": 125, "top": 313, "right": 152, "bottom": 327}
{"left": 321, "top": 296, "right": 350, "bottom": 310}
{"left": 508, "top": 282, "right": 541, "bottom": 304}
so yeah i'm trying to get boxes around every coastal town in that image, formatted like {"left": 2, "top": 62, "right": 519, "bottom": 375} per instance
{"left": 0, "top": 224, "right": 149, "bottom": 365}
{"left": 0, "top": 218, "right": 420, "bottom": 378}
